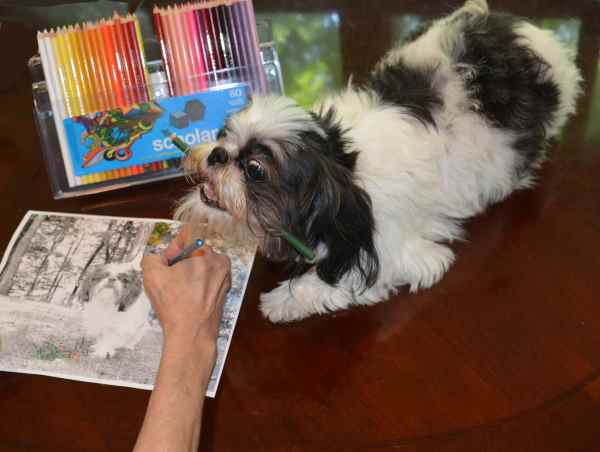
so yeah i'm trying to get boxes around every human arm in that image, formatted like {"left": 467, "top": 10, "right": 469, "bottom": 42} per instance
{"left": 133, "top": 226, "right": 231, "bottom": 452}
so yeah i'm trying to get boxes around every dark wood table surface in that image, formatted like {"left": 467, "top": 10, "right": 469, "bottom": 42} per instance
{"left": 1, "top": 1, "right": 599, "bottom": 451}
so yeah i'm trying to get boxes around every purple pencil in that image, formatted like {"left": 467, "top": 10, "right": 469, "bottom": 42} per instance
{"left": 232, "top": 0, "right": 260, "bottom": 92}
{"left": 243, "top": 0, "right": 267, "bottom": 93}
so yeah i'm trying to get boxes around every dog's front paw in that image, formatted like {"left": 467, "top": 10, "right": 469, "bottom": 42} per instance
{"left": 259, "top": 283, "right": 314, "bottom": 323}
{"left": 405, "top": 240, "right": 455, "bottom": 292}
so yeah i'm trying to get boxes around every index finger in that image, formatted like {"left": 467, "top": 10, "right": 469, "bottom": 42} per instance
{"left": 162, "top": 224, "right": 195, "bottom": 261}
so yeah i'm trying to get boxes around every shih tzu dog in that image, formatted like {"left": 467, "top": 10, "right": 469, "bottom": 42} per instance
{"left": 176, "top": 0, "right": 581, "bottom": 322}
{"left": 79, "top": 262, "right": 151, "bottom": 357}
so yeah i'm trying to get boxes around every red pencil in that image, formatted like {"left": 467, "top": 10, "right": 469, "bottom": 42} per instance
{"left": 117, "top": 15, "right": 140, "bottom": 104}
{"left": 111, "top": 16, "right": 132, "bottom": 106}
{"left": 123, "top": 16, "right": 145, "bottom": 103}
{"left": 187, "top": 5, "right": 207, "bottom": 91}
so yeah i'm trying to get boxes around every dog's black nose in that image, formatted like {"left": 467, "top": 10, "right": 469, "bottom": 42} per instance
{"left": 207, "top": 147, "right": 229, "bottom": 166}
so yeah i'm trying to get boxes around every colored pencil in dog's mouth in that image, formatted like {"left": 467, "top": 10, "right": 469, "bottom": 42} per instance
{"left": 162, "top": 128, "right": 192, "bottom": 155}
{"left": 279, "top": 229, "right": 316, "bottom": 263}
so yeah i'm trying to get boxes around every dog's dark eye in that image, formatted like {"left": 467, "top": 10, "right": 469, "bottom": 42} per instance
{"left": 245, "top": 159, "right": 265, "bottom": 181}
{"left": 216, "top": 127, "right": 227, "bottom": 140}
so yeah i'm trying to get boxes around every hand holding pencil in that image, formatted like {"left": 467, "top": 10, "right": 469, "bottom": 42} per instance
{"left": 142, "top": 224, "right": 231, "bottom": 342}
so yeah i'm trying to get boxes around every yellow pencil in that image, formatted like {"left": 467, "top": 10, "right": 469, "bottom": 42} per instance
{"left": 53, "top": 30, "right": 74, "bottom": 116}
{"left": 71, "top": 25, "right": 91, "bottom": 114}
{"left": 63, "top": 27, "right": 83, "bottom": 116}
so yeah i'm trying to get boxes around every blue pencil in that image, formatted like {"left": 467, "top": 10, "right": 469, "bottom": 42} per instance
{"left": 167, "top": 238, "right": 205, "bottom": 266}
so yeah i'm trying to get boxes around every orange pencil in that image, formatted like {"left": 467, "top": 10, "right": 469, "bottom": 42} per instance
{"left": 81, "top": 23, "right": 101, "bottom": 112}
{"left": 100, "top": 20, "right": 126, "bottom": 107}
{"left": 91, "top": 23, "right": 115, "bottom": 109}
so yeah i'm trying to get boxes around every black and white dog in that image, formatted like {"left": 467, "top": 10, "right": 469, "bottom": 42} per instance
{"left": 79, "top": 262, "right": 150, "bottom": 357}
{"left": 176, "top": 0, "right": 581, "bottom": 322}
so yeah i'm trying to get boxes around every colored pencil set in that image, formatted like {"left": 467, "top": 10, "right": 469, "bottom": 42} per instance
{"left": 153, "top": 0, "right": 266, "bottom": 96}
{"left": 35, "top": 0, "right": 265, "bottom": 192}
{"left": 36, "top": 14, "right": 176, "bottom": 187}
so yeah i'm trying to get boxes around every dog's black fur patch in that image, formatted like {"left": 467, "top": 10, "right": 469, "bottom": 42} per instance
{"left": 366, "top": 58, "right": 442, "bottom": 128}
{"left": 310, "top": 107, "right": 358, "bottom": 171}
{"left": 245, "top": 108, "right": 379, "bottom": 289}
{"left": 458, "top": 13, "right": 560, "bottom": 171}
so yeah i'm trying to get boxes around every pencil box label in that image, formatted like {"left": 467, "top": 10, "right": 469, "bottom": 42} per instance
{"left": 63, "top": 84, "right": 250, "bottom": 176}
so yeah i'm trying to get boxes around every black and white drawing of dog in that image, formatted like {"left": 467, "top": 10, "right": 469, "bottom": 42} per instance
{"left": 79, "top": 262, "right": 151, "bottom": 358}
{"left": 176, "top": 0, "right": 582, "bottom": 322}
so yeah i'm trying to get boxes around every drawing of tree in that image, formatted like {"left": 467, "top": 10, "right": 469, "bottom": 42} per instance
{"left": 0, "top": 213, "right": 45, "bottom": 295}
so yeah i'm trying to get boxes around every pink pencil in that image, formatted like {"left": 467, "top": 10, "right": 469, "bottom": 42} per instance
{"left": 185, "top": 5, "right": 207, "bottom": 92}
{"left": 243, "top": 0, "right": 267, "bottom": 93}
{"left": 153, "top": 6, "right": 175, "bottom": 96}
{"left": 161, "top": 7, "right": 185, "bottom": 95}
{"left": 172, "top": 5, "right": 194, "bottom": 95}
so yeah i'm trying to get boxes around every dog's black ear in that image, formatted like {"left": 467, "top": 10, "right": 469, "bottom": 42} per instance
{"left": 78, "top": 267, "right": 106, "bottom": 304}
{"left": 308, "top": 162, "right": 379, "bottom": 289}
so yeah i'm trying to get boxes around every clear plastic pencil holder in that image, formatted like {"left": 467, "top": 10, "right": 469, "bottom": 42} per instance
{"left": 29, "top": 42, "right": 283, "bottom": 199}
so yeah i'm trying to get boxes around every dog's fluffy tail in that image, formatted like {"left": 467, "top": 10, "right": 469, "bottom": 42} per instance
{"left": 447, "top": 0, "right": 489, "bottom": 24}
{"left": 513, "top": 22, "right": 583, "bottom": 141}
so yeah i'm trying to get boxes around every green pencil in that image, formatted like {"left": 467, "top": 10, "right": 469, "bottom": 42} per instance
{"left": 162, "top": 128, "right": 192, "bottom": 154}
{"left": 280, "top": 229, "right": 316, "bottom": 263}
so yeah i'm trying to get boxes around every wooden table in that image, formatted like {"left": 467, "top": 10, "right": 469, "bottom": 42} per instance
{"left": 1, "top": 1, "right": 599, "bottom": 450}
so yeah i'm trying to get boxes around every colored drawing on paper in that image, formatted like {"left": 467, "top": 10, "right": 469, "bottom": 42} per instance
{"left": 0, "top": 211, "right": 256, "bottom": 397}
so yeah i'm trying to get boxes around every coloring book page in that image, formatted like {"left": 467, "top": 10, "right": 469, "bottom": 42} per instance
{"left": 0, "top": 211, "right": 255, "bottom": 397}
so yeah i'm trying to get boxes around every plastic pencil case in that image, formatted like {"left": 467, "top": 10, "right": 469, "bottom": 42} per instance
{"left": 29, "top": 44, "right": 283, "bottom": 200}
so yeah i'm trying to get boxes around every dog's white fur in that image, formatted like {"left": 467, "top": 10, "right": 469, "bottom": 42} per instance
{"left": 177, "top": 0, "right": 581, "bottom": 322}
{"left": 80, "top": 262, "right": 150, "bottom": 357}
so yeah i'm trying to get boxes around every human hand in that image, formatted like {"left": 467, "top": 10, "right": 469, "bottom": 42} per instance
{"left": 141, "top": 225, "right": 231, "bottom": 352}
